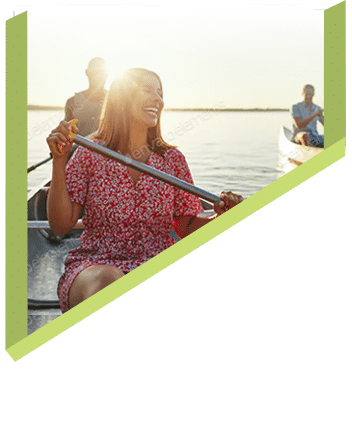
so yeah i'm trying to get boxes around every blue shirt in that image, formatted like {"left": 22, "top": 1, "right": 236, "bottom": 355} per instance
{"left": 292, "top": 101, "right": 324, "bottom": 138}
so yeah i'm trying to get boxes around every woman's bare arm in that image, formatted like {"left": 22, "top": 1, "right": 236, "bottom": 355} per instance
{"left": 173, "top": 214, "right": 216, "bottom": 238}
{"left": 46, "top": 121, "right": 82, "bottom": 235}
{"left": 47, "top": 158, "right": 82, "bottom": 235}
{"left": 174, "top": 192, "right": 243, "bottom": 239}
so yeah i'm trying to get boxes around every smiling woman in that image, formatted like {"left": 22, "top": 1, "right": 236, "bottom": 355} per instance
{"left": 95, "top": 68, "right": 171, "bottom": 158}
{"left": 46, "top": 67, "right": 244, "bottom": 312}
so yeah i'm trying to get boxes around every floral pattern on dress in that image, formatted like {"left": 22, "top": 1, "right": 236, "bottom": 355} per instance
{"left": 57, "top": 143, "right": 203, "bottom": 312}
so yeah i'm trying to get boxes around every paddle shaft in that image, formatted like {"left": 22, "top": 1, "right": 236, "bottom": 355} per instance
{"left": 27, "top": 154, "right": 52, "bottom": 174}
{"left": 27, "top": 129, "right": 98, "bottom": 174}
{"left": 73, "top": 135, "right": 222, "bottom": 204}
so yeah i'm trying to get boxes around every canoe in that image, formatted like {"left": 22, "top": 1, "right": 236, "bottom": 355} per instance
{"left": 27, "top": 178, "right": 82, "bottom": 333}
{"left": 278, "top": 126, "right": 323, "bottom": 174}
{"left": 27, "top": 175, "right": 213, "bottom": 334}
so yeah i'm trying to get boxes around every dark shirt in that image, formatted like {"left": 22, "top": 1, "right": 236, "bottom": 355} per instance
{"left": 65, "top": 89, "right": 107, "bottom": 136}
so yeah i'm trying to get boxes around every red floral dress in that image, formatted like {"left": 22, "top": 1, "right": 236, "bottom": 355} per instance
{"left": 57, "top": 144, "right": 203, "bottom": 312}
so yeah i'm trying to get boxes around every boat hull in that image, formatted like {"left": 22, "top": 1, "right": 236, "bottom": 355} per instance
{"left": 278, "top": 126, "right": 322, "bottom": 174}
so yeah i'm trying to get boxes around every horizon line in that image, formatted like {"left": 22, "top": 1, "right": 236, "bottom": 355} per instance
{"left": 28, "top": 104, "right": 290, "bottom": 112}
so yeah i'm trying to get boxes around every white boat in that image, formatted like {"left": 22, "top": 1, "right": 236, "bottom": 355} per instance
{"left": 278, "top": 126, "right": 323, "bottom": 174}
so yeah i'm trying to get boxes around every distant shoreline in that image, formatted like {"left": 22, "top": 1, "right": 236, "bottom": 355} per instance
{"left": 28, "top": 105, "right": 65, "bottom": 111}
{"left": 164, "top": 108, "right": 289, "bottom": 112}
{"left": 28, "top": 105, "right": 289, "bottom": 112}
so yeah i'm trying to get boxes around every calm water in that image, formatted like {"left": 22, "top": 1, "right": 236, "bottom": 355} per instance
{"left": 27, "top": 110, "right": 295, "bottom": 199}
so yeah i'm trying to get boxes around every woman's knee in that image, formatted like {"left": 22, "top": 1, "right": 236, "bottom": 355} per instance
{"left": 90, "top": 265, "right": 125, "bottom": 287}
{"left": 69, "top": 265, "right": 124, "bottom": 308}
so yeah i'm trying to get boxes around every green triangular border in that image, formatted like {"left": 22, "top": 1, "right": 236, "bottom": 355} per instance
{"left": 5, "top": 2, "right": 346, "bottom": 361}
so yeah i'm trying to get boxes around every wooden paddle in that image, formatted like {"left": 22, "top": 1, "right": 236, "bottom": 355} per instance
{"left": 73, "top": 134, "right": 223, "bottom": 205}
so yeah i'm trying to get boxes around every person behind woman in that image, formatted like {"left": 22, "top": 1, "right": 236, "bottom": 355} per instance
{"left": 65, "top": 57, "right": 108, "bottom": 137}
{"left": 292, "top": 84, "right": 324, "bottom": 148}
{"left": 47, "top": 68, "right": 243, "bottom": 313}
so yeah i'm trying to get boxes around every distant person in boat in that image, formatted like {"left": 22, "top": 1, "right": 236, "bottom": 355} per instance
{"left": 292, "top": 84, "right": 324, "bottom": 148}
{"left": 64, "top": 57, "right": 108, "bottom": 137}
{"left": 46, "top": 68, "right": 244, "bottom": 313}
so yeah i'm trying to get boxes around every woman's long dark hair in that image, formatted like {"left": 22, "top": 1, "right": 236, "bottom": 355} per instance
{"left": 95, "top": 68, "right": 175, "bottom": 156}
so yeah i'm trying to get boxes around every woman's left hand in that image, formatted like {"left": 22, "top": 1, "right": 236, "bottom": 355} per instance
{"left": 214, "top": 191, "right": 244, "bottom": 215}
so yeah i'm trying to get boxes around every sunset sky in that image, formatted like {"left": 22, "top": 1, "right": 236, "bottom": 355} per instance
{"left": 20, "top": 1, "right": 331, "bottom": 110}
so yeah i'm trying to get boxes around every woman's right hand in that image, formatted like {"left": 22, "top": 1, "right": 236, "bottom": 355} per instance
{"left": 46, "top": 120, "right": 79, "bottom": 160}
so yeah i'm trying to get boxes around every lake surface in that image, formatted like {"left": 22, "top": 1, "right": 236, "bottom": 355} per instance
{"left": 27, "top": 110, "right": 301, "bottom": 199}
